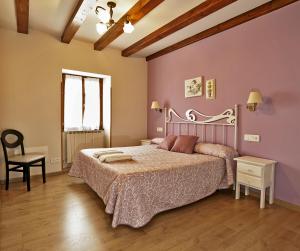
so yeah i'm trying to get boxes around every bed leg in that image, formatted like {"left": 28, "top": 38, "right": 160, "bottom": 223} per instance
{"left": 235, "top": 183, "right": 240, "bottom": 200}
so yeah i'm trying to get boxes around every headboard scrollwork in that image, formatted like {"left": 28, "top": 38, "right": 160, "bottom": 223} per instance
{"left": 164, "top": 104, "right": 239, "bottom": 150}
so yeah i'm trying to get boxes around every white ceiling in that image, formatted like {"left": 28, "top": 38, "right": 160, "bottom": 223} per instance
{"left": 0, "top": 0, "right": 271, "bottom": 57}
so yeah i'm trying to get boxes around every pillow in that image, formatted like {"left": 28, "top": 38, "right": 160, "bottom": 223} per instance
{"left": 157, "top": 135, "right": 177, "bottom": 151}
{"left": 194, "top": 143, "right": 238, "bottom": 159}
{"left": 151, "top": 137, "right": 164, "bottom": 145}
{"left": 170, "top": 135, "right": 198, "bottom": 154}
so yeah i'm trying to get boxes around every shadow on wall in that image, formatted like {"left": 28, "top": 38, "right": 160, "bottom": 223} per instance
{"left": 259, "top": 91, "right": 298, "bottom": 115}
{"left": 259, "top": 96, "right": 274, "bottom": 115}
{"left": 276, "top": 163, "right": 300, "bottom": 204}
{"left": 163, "top": 101, "right": 171, "bottom": 109}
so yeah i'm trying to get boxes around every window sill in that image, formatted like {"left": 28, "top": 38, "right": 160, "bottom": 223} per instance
{"left": 64, "top": 129, "right": 104, "bottom": 134}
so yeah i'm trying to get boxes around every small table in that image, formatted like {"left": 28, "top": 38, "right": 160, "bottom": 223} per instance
{"left": 140, "top": 139, "right": 151, "bottom": 145}
{"left": 234, "top": 156, "right": 277, "bottom": 209}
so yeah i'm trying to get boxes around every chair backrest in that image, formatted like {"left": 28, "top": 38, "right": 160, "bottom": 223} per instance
{"left": 1, "top": 129, "right": 25, "bottom": 164}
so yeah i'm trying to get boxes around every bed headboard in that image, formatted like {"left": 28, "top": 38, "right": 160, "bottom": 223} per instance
{"left": 164, "top": 104, "right": 239, "bottom": 150}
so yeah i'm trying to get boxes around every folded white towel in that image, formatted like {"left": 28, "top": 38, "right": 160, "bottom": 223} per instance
{"left": 99, "top": 154, "right": 133, "bottom": 163}
{"left": 93, "top": 150, "right": 123, "bottom": 159}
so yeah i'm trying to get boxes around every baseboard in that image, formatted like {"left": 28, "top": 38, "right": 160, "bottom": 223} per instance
{"left": 0, "top": 170, "right": 68, "bottom": 184}
{"left": 62, "top": 166, "right": 71, "bottom": 172}
{"left": 247, "top": 189, "right": 300, "bottom": 213}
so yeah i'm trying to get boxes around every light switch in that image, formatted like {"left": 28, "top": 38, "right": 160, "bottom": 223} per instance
{"left": 157, "top": 127, "right": 163, "bottom": 132}
{"left": 244, "top": 134, "right": 260, "bottom": 142}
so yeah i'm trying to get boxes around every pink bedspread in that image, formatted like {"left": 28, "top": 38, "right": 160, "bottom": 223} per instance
{"left": 69, "top": 145, "right": 235, "bottom": 228}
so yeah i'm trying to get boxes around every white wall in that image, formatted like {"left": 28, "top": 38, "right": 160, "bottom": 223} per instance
{"left": 0, "top": 28, "right": 147, "bottom": 179}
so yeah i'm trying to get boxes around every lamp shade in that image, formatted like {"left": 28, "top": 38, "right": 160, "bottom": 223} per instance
{"left": 123, "top": 21, "right": 134, "bottom": 33}
{"left": 247, "top": 91, "right": 262, "bottom": 104}
{"left": 151, "top": 101, "right": 160, "bottom": 110}
{"left": 96, "top": 22, "right": 108, "bottom": 34}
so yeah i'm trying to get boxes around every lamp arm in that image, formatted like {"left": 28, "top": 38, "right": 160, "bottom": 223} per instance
{"left": 109, "top": 6, "right": 113, "bottom": 20}
{"left": 95, "top": 6, "right": 106, "bottom": 15}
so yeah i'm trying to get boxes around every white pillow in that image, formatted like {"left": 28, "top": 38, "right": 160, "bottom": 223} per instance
{"left": 151, "top": 138, "right": 164, "bottom": 145}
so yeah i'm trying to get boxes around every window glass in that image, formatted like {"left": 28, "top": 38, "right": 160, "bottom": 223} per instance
{"left": 83, "top": 78, "right": 100, "bottom": 130}
{"left": 64, "top": 75, "right": 83, "bottom": 131}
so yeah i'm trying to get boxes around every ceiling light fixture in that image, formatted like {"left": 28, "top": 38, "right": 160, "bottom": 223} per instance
{"left": 123, "top": 16, "right": 134, "bottom": 34}
{"left": 95, "top": 1, "right": 134, "bottom": 35}
{"left": 96, "top": 22, "right": 108, "bottom": 34}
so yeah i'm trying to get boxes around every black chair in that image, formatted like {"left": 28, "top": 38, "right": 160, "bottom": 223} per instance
{"left": 1, "top": 129, "right": 46, "bottom": 191}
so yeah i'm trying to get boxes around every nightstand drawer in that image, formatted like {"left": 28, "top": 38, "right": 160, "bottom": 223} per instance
{"left": 237, "top": 173, "right": 262, "bottom": 188}
{"left": 237, "top": 162, "right": 262, "bottom": 177}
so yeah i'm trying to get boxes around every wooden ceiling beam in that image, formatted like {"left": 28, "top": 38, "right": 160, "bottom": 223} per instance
{"left": 122, "top": 0, "right": 237, "bottom": 57}
{"left": 94, "top": 0, "right": 165, "bottom": 51}
{"left": 15, "top": 0, "right": 29, "bottom": 34}
{"left": 146, "top": 0, "right": 299, "bottom": 61}
{"left": 61, "top": 0, "right": 97, "bottom": 44}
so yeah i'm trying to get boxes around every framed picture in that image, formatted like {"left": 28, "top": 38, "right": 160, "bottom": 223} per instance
{"left": 206, "top": 79, "right": 216, "bottom": 99}
{"left": 184, "top": 77, "right": 203, "bottom": 98}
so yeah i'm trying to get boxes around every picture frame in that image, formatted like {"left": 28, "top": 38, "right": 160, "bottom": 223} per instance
{"left": 184, "top": 77, "right": 203, "bottom": 98}
{"left": 206, "top": 79, "right": 216, "bottom": 99}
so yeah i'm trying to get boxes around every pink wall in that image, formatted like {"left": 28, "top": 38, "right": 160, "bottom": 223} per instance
{"left": 147, "top": 2, "right": 300, "bottom": 206}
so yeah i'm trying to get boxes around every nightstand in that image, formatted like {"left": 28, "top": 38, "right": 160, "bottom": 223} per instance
{"left": 140, "top": 139, "right": 151, "bottom": 145}
{"left": 234, "top": 156, "right": 277, "bottom": 209}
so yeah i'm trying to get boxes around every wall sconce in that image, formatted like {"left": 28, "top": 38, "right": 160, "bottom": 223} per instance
{"left": 151, "top": 101, "right": 162, "bottom": 112}
{"left": 247, "top": 90, "right": 263, "bottom": 112}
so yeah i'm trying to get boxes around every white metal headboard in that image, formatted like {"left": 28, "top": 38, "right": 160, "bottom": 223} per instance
{"left": 164, "top": 104, "right": 238, "bottom": 150}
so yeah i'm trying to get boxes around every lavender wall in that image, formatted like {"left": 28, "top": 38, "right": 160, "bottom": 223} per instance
{"left": 147, "top": 2, "right": 300, "bottom": 206}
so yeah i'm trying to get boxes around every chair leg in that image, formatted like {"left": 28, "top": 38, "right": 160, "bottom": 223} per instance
{"left": 23, "top": 169, "right": 26, "bottom": 182}
{"left": 42, "top": 158, "right": 46, "bottom": 183}
{"left": 5, "top": 169, "right": 9, "bottom": 190}
{"left": 25, "top": 165, "right": 31, "bottom": 192}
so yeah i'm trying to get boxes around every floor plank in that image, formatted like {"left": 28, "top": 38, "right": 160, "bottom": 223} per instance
{"left": 1, "top": 174, "right": 300, "bottom": 251}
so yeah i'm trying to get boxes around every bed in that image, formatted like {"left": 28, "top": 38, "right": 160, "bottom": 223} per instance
{"left": 69, "top": 105, "right": 239, "bottom": 228}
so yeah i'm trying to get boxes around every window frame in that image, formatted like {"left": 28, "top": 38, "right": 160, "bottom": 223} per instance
{"left": 61, "top": 73, "right": 103, "bottom": 132}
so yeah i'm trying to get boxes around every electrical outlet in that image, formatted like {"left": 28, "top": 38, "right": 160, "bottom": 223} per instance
{"left": 244, "top": 134, "right": 260, "bottom": 142}
{"left": 156, "top": 127, "right": 163, "bottom": 132}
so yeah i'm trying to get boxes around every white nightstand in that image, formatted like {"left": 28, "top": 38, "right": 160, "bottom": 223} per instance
{"left": 140, "top": 139, "right": 151, "bottom": 145}
{"left": 234, "top": 156, "right": 277, "bottom": 209}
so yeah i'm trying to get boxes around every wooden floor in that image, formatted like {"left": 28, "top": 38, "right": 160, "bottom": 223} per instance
{"left": 1, "top": 174, "right": 300, "bottom": 251}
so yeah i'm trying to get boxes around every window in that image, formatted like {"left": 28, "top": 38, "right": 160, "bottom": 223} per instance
{"left": 63, "top": 74, "right": 103, "bottom": 131}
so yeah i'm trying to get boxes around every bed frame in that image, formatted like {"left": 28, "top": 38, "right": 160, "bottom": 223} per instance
{"left": 164, "top": 104, "right": 239, "bottom": 150}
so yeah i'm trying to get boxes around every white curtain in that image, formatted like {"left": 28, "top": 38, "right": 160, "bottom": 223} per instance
{"left": 64, "top": 75, "right": 100, "bottom": 131}
{"left": 64, "top": 75, "right": 83, "bottom": 131}
{"left": 83, "top": 78, "right": 100, "bottom": 130}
